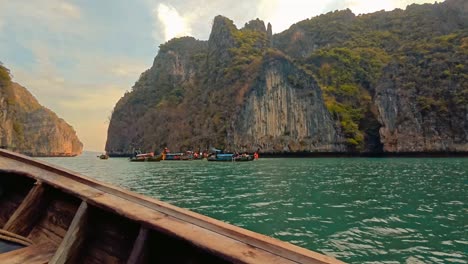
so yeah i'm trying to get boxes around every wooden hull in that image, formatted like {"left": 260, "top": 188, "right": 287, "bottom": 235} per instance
{"left": 129, "top": 155, "right": 162, "bottom": 162}
{"left": 99, "top": 154, "right": 109, "bottom": 160}
{"left": 207, "top": 155, "right": 254, "bottom": 162}
{"left": 0, "top": 149, "right": 345, "bottom": 264}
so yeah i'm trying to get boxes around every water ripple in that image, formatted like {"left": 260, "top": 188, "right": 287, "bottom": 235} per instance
{"left": 41, "top": 154, "right": 468, "bottom": 264}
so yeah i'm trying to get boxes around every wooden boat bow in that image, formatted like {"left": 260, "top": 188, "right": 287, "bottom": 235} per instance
{"left": 0, "top": 149, "right": 345, "bottom": 264}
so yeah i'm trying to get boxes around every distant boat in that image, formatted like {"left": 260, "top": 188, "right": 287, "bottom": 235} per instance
{"left": 163, "top": 151, "right": 196, "bottom": 161}
{"left": 99, "top": 154, "right": 109, "bottom": 160}
{"left": 129, "top": 154, "right": 162, "bottom": 162}
{"left": 207, "top": 153, "right": 254, "bottom": 162}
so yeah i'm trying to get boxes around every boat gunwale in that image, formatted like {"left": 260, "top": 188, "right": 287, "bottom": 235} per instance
{"left": 0, "top": 149, "right": 344, "bottom": 264}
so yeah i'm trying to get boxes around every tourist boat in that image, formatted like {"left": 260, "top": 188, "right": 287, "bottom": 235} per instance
{"left": 0, "top": 149, "right": 344, "bottom": 264}
{"left": 163, "top": 151, "right": 201, "bottom": 161}
{"left": 163, "top": 152, "right": 190, "bottom": 161}
{"left": 129, "top": 151, "right": 162, "bottom": 162}
{"left": 129, "top": 155, "right": 163, "bottom": 162}
{"left": 207, "top": 153, "right": 254, "bottom": 162}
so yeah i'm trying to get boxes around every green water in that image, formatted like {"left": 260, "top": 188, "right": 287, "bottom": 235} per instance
{"left": 41, "top": 153, "right": 467, "bottom": 263}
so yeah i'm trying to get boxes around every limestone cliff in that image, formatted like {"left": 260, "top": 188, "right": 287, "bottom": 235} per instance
{"left": 233, "top": 53, "right": 344, "bottom": 152}
{"left": 106, "top": 17, "right": 341, "bottom": 154}
{"left": 106, "top": 0, "right": 468, "bottom": 155}
{"left": 0, "top": 65, "right": 83, "bottom": 156}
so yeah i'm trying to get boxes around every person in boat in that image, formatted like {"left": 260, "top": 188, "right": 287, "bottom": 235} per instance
{"left": 254, "top": 150, "right": 259, "bottom": 160}
{"left": 162, "top": 147, "right": 168, "bottom": 160}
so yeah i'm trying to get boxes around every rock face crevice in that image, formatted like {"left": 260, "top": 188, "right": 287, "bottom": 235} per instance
{"left": 234, "top": 55, "right": 344, "bottom": 152}
{"left": 0, "top": 68, "right": 82, "bottom": 156}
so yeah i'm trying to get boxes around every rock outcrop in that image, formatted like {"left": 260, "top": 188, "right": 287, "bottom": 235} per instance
{"left": 106, "top": 0, "right": 468, "bottom": 155}
{"left": 0, "top": 65, "right": 83, "bottom": 156}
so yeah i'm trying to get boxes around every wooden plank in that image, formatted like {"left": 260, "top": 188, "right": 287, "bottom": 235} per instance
{"left": 49, "top": 201, "right": 88, "bottom": 264}
{"left": 0, "top": 174, "right": 35, "bottom": 228}
{"left": 80, "top": 207, "right": 139, "bottom": 264}
{"left": 127, "top": 226, "right": 149, "bottom": 264}
{"left": 0, "top": 242, "right": 55, "bottom": 264}
{"left": 27, "top": 197, "right": 81, "bottom": 246}
{"left": 3, "top": 181, "right": 48, "bottom": 236}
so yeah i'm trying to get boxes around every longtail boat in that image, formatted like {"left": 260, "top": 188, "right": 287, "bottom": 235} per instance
{"left": 0, "top": 149, "right": 344, "bottom": 264}
{"left": 99, "top": 154, "right": 109, "bottom": 160}
{"left": 163, "top": 153, "right": 191, "bottom": 161}
{"left": 129, "top": 155, "right": 163, "bottom": 162}
{"left": 207, "top": 153, "right": 254, "bottom": 162}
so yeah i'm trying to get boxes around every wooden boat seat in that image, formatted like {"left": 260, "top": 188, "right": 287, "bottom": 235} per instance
{"left": 0, "top": 242, "right": 55, "bottom": 264}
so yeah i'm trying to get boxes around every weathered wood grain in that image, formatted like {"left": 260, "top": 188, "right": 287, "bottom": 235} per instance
{"left": 126, "top": 226, "right": 149, "bottom": 264}
{"left": 0, "top": 242, "right": 55, "bottom": 264}
{"left": 49, "top": 201, "right": 88, "bottom": 264}
{"left": 27, "top": 193, "right": 80, "bottom": 246}
{"left": 3, "top": 181, "right": 48, "bottom": 236}
{"left": 79, "top": 207, "right": 139, "bottom": 264}
{"left": 147, "top": 228, "right": 230, "bottom": 264}
{"left": 0, "top": 173, "right": 34, "bottom": 228}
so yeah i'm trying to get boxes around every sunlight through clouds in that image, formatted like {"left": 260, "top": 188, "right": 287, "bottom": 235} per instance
{"left": 156, "top": 3, "right": 192, "bottom": 41}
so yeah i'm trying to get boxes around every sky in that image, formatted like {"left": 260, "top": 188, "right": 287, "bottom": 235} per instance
{"left": 0, "top": 0, "right": 436, "bottom": 151}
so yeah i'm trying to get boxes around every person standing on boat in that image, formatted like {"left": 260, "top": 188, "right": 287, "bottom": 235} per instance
{"left": 162, "top": 147, "right": 168, "bottom": 160}
{"left": 254, "top": 151, "right": 259, "bottom": 160}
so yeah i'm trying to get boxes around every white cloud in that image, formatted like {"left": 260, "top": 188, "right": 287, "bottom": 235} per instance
{"left": 0, "top": 0, "right": 83, "bottom": 34}
{"left": 155, "top": 3, "right": 192, "bottom": 42}
{"left": 53, "top": 2, "right": 81, "bottom": 19}
{"left": 111, "top": 63, "right": 148, "bottom": 78}
{"left": 333, "top": 0, "right": 436, "bottom": 15}
{"left": 255, "top": 0, "right": 436, "bottom": 33}
{"left": 57, "top": 85, "right": 125, "bottom": 111}
{"left": 8, "top": 39, "right": 149, "bottom": 151}
{"left": 257, "top": 0, "right": 334, "bottom": 33}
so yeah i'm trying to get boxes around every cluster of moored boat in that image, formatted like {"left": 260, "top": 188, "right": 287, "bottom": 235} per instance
{"left": 126, "top": 150, "right": 258, "bottom": 162}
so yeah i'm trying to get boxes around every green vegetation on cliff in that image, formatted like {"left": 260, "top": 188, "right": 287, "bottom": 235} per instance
{"left": 0, "top": 63, "right": 11, "bottom": 83}
{"left": 304, "top": 47, "right": 390, "bottom": 149}
{"left": 106, "top": 0, "right": 468, "bottom": 154}
{"left": 272, "top": 0, "right": 467, "bottom": 151}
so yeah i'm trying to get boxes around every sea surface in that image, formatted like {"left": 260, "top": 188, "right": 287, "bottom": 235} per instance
{"left": 40, "top": 152, "right": 467, "bottom": 264}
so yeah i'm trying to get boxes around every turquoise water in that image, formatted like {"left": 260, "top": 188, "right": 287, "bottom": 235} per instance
{"left": 41, "top": 152, "right": 467, "bottom": 263}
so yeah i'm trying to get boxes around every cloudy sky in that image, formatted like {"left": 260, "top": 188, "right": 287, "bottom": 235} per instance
{"left": 0, "top": 0, "right": 435, "bottom": 151}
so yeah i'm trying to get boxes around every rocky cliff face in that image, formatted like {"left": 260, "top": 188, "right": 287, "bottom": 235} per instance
{"left": 106, "top": 0, "right": 468, "bottom": 155}
{"left": 375, "top": 57, "right": 468, "bottom": 152}
{"left": 0, "top": 65, "right": 82, "bottom": 156}
{"left": 233, "top": 53, "right": 344, "bottom": 152}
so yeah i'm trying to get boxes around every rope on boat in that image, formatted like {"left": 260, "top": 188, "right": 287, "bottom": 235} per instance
{"left": 0, "top": 229, "right": 33, "bottom": 246}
